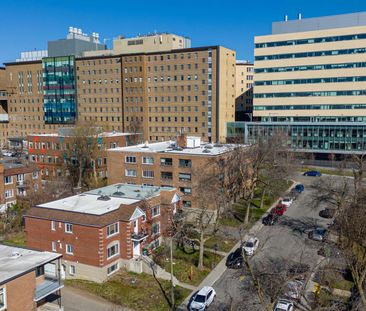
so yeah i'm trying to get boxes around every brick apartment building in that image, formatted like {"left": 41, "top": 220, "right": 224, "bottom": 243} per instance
{"left": 27, "top": 129, "right": 140, "bottom": 179}
{"left": 0, "top": 244, "right": 63, "bottom": 311}
{"left": 0, "top": 30, "right": 236, "bottom": 146}
{"left": 25, "top": 183, "right": 181, "bottom": 282}
{"left": 107, "top": 135, "right": 236, "bottom": 209}
{"left": 0, "top": 160, "right": 41, "bottom": 212}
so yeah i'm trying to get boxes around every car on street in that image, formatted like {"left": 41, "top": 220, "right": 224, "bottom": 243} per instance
{"left": 319, "top": 208, "right": 336, "bottom": 219}
{"left": 271, "top": 204, "right": 287, "bottom": 216}
{"left": 262, "top": 213, "right": 279, "bottom": 226}
{"left": 303, "top": 170, "right": 322, "bottom": 177}
{"left": 294, "top": 184, "right": 305, "bottom": 193}
{"left": 284, "top": 280, "right": 304, "bottom": 301}
{"left": 308, "top": 228, "right": 327, "bottom": 241}
{"left": 189, "top": 286, "right": 216, "bottom": 311}
{"left": 243, "top": 237, "right": 259, "bottom": 256}
{"left": 273, "top": 298, "right": 294, "bottom": 311}
{"left": 226, "top": 248, "right": 243, "bottom": 269}
{"left": 281, "top": 197, "right": 293, "bottom": 207}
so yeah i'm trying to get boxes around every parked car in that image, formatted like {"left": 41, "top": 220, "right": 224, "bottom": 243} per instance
{"left": 243, "top": 237, "right": 259, "bottom": 256}
{"left": 190, "top": 286, "right": 216, "bottom": 311}
{"left": 289, "top": 189, "right": 299, "bottom": 201}
{"left": 273, "top": 298, "right": 294, "bottom": 311}
{"left": 284, "top": 280, "right": 304, "bottom": 301}
{"left": 308, "top": 228, "right": 327, "bottom": 241}
{"left": 262, "top": 213, "right": 279, "bottom": 226}
{"left": 271, "top": 204, "right": 287, "bottom": 216}
{"left": 226, "top": 248, "right": 243, "bottom": 269}
{"left": 294, "top": 184, "right": 305, "bottom": 193}
{"left": 319, "top": 208, "right": 336, "bottom": 219}
{"left": 303, "top": 170, "right": 322, "bottom": 177}
{"left": 281, "top": 197, "right": 293, "bottom": 207}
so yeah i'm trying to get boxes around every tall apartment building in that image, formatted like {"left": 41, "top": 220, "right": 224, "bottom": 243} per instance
{"left": 235, "top": 61, "right": 254, "bottom": 121}
{"left": 0, "top": 28, "right": 236, "bottom": 145}
{"left": 228, "top": 12, "right": 366, "bottom": 154}
{"left": 25, "top": 183, "right": 181, "bottom": 282}
{"left": 107, "top": 135, "right": 236, "bottom": 209}
{"left": 0, "top": 245, "right": 63, "bottom": 311}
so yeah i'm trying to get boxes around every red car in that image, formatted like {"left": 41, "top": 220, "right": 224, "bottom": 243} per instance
{"left": 271, "top": 204, "right": 287, "bottom": 216}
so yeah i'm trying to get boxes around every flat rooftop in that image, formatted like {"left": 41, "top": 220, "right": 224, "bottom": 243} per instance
{"left": 0, "top": 244, "right": 61, "bottom": 285}
{"left": 37, "top": 183, "right": 174, "bottom": 215}
{"left": 272, "top": 12, "right": 366, "bottom": 34}
{"left": 109, "top": 139, "right": 237, "bottom": 156}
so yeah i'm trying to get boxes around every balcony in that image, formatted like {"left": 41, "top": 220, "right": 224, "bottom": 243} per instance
{"left": 131, "top": 231, "right": 148, "bottom": 241}
{"left": 16, "top": 180, "right": 26, "bottom": 188}
{"left": 35, "top": 277, "right": 64, "bottom": 302}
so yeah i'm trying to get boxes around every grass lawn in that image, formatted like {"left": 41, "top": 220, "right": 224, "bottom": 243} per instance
{"left": 205, "top": 236, "right": 237, "bottom": 253}
{"left": 157, "top": 246, "right": 222, "bottom": 286}
{"left": 3, "top": 231, "right": 26, "bottom": 247}
{"left": 65, "top": 270, "right": 190, "bottom": 311}
{"left": 300, "top": 166, "right": 353, "bottom": 177}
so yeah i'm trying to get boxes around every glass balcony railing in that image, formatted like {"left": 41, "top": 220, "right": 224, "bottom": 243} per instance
{"left": 35, "top": 277, "right": 64, "bottom": 302}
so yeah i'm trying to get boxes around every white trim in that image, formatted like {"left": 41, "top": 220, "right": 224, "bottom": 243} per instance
{"left": 107, "top": 242, "right": 119, "bottom": 259}
{"left": 66, "top": 244, "right": 74, "bottom": 255}
{"left": 0, "top": 287, "right": 6, "bottom": 311}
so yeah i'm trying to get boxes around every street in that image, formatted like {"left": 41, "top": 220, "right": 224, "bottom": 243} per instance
{"left": 209, "top": 173, "right": 337, "bottom": 310}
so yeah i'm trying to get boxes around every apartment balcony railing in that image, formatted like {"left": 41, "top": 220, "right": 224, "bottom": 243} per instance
{"left": 34, "top": 277, "right": 64, "bottom": 302}
{"left": 131, "top": 231, "right": 148, "bottom": 241}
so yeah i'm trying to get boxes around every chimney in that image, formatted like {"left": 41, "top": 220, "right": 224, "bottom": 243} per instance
{"left": 176, "top": 133, "right": 187, "bottom": 149}
{"left": 284, "top": 14, "right": 288, "bottom": 22}
{"left": 298, "top": 13, "right": 302, "bottom": 20}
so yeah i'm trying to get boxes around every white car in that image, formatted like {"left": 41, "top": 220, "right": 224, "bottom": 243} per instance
{"left": 281, "top": 197, "right": 293, "bottom": 207}
{"left": 190, "top": 286, "right": 216, "bottom": 311}
{"left": 243, "top": 237, "right": 259, "bottom": 256}
{"left": 273, "top": 298, "right": 294, "bottom": 311}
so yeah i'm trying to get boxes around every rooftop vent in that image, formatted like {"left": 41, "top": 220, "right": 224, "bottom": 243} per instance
{"left": 204, "top": 144, "right": 213, "bottom": 149}
{"left": 134, "top": 189, "right": 141, "bottom": 192}
{"left": 10, "top": 251, "right": 21, "bottom": 259}
{"left": 214, "top": 144, "right": 223, "bottom": 147}
{"left": 202, "top": 149, "right": 211, "bottom": 153}
{"left": 113, "top": 191, "right": 125, "bottom": 196}
{"left": 97, "top": 195, "right": 111, "bottom": 201}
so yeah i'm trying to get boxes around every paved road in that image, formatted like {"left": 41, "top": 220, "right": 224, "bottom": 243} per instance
{"left": 209, "top": 173, "right": 337, "bottom": 311}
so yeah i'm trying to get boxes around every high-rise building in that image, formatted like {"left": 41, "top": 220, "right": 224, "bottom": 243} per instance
{"left": 228, "top": 12, "right": 366, "bottom": 154}
{"left": 235, "top": 61, "right": 254, "bottom": 121}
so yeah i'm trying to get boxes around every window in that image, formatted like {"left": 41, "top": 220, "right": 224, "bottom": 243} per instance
{"left": 142, "top": 170, "right": 154, "bottom": 178}
{"left": 125, "top": 156, "right": 137, "bottom": 163}
{"left": 4, "top": 176, "right": 12, "bottom": 185}
{"left": 183, "top": 200, "right": 192, "bottom": 207}
{"left": 142, "top": 156, "right": 154, "bottom": 164}
{"left": 125, "top": 169, "right": 137, "bottom": 177}
{"left": 5, "top": 190, "right": 13, "bottom": 199}
{"left": 179, "top": 173, "right": 191, "bottom": 181}
{"left": 107, "top": 243, "right": 119, "bottom": 259}
{"left": 160, "top": 158, "right": 172, "bottom": 166}
{"left": 52, "top": 241, "right": 57, "bottom": 251}
{"left": 66, "top": 244, "right": 74, "bottom": 255}
{"left": 65, "top": 223, "right": 73, "bottom": 233}
{"left": 152, "top": 205, "right": 160, "bottom": 218}
{"left": 179, "top": 159, "right": 192, "bottom": 168}
{"left": 107, "top": 263, "right": 119, "bottom": 275}
{"left": 107, "top": 222, "right": 119, "bottom": 237}
{"left": 152, "top": 222, "right": 160, "bottom": 235}
{"left": 0, "top": 287, "right": 6, "bottom": 310}
{"left": 51, "top": 220, "right": 55, "bottom": 231}
{"left": 179, "top": 187, "right": 192, "bottom": 195}
{"left": 69, "top": 265, "right": 76, "bottom": 275}
{"left": 35, "top": 266, "right": 44, "bottom": 277}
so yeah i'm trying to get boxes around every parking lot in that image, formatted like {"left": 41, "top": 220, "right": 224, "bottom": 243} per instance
{"left": 209, "top": 173, "right": 338, "bottom": 310}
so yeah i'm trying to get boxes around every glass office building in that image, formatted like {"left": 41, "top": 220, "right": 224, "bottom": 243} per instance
{"left": 43, "top": 56, "right": 76, "bottom": 124}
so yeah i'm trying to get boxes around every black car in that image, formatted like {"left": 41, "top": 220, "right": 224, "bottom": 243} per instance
{"left": 226, "top": 248, "right": 243, "bottom": 269}
{"left": 319, "top": 208, "right": 336, "bottom": 219}
{"left": 262, "top": 213, "right": 279, "bottom": 226}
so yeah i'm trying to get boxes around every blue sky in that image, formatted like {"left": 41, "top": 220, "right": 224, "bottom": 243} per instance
{"left": 1, "top": 0, "right": 366, "bottom": 64}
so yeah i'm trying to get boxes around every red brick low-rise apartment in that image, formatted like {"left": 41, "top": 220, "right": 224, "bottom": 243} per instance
{"left": 0, "top": 244, "right": 63, "bottom": 311}
{"left": 25, "top": 183, "right": 181, "bottom": 282}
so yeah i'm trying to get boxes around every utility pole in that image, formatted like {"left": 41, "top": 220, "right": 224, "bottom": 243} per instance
{"left": 170, "top": 236, "right": 175, "bottom": 310}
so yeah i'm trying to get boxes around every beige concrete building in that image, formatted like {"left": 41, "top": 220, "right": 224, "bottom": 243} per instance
{"left": 235, "top": 61, "right": 253, "bottom": 121}
{"left": 113, "top": 33, "right": 191, "bottom": 55}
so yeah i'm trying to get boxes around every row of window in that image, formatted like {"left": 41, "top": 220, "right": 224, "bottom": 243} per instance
{"left": 255, "top": 90, "right": 366, "bottom": 98}
{"left": 255, "top": 76, "right": 366, "bottom": 86}
{"left": 255, "top": 33, "right": 366, "bottom": 48}
{"left": 255, "top": 61, "right": 366, "bottom": 73}
{"left": 125, "top": 156, "right": 192, "bottom": 167}
{"left": 255, "top": 47, "right": 366, "bottom": 61}
{"left": 254, "top": 104, "right": 366, "bottom": 111}
{"left": 125, "top": 169, "right": 192, "bottom": 181}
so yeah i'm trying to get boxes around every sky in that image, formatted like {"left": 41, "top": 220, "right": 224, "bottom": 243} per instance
{"left": 1, "top": 0, "right": 366, "bottom": 64}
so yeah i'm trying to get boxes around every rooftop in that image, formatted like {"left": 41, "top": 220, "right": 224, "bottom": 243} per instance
{"left": 0, "top": 244, "right": 61, "bottom": 285}
{"left": 109, "top": 138, "right": 237, "bottom": 156}
{"left": 28, "top": 131, "right": 136, "bottom": 138}
{"left": 37, "top": 183, "right": 174, "bottom": 215}
{"left": 272, "top": 12, "right": 366, "bottom": 34}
